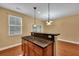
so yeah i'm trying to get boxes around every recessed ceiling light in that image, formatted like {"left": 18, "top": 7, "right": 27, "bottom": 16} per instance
{"left": 37, "top": 11, "right": 40, "bottom": 14}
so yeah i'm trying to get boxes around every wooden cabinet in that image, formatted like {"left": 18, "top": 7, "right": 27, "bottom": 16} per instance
{"left": 22, "top": 39, "right": 53, "bottom": 56}
{"left": 22, "top": 32, "right": 59, "bottom": 56}
{"left": 22, "top": 40, "right": 29, "bottom": 56}
{"left": 44, "top": 44, "right": 53, "bottom": 56}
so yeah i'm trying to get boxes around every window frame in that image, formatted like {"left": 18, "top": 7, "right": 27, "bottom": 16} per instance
{"left": 8, "top": 15, "right": 22, "bottom": 36}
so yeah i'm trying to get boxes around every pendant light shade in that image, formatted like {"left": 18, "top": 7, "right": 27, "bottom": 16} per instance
{"left": 46, "top": 21, "right": 53, "bottom": 25}
{"left": 46, "top": 3, "right": 53, "bottom": 25}
{"left": 33, "top": 7, "right": 37, "bottom": 27}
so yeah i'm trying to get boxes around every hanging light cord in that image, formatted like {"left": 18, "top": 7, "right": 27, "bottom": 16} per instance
{"left": 33, "top": 7, "right": 36, "bottom": 25}
{"left": 48, "top": 3, "right": 50, "bottom": 22}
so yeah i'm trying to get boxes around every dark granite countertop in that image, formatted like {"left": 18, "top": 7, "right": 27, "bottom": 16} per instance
{"left": 31, "top": 32, "right": 60, "bottom": 36}
{"left": 22, "top": 36, "right": 53, "bottom": 48}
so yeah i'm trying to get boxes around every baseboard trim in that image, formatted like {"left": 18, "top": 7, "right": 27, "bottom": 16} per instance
{"left": 0, "top": 43, "right": 22, "bottom": 51}
{"left": 58, "top": 39, "right": 79, "bottom": 45}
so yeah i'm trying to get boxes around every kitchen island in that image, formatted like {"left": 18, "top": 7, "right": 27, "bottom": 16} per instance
{"left": 22, "top": 32, "right": 59, "bottom": 56}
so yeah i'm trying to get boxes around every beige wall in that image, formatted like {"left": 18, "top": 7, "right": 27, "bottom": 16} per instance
{"left": 44, "top": 15, "right": 79, "bottom": 42}
{"left": 1, "top": 6, "right": 79, "bottom": 49}
{"left": 0, "top": 7, "right": 44, "bottom": 48}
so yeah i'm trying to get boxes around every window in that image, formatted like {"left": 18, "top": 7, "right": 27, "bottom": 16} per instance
{"left": 32, "top": 25, "right": 43, "bottom": 32}
{"left": 8, "top": 15, "right": 22, "bottom": 36}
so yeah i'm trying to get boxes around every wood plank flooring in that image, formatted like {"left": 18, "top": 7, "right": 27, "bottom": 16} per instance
{"left": 0, "top": 41, "right": 79, "bottom": 56}
{"left": 56, "top": 40, "right": 79, "bottom": 56}
{"left": 0, "top": 45, "right": 22, "bottom": 56}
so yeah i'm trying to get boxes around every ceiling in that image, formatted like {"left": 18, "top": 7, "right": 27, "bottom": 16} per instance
{"left": 0, "top": 3, "right": 79, "bottom": 21}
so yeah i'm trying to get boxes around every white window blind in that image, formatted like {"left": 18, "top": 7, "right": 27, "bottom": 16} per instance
{"left": 8, "top": 15, "right": 22, "bottom": 36}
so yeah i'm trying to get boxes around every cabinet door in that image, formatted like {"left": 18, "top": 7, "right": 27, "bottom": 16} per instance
{"left": 33, "top": 44, "right": 43, "bottom": 56}
{"left": 29, "top": 48, "right": 35, "bottom": 56}
{"left": 23, "top": 41, "right": 29, "bottom": 56}
{"left": 28, "top": 41, "right": 34, "bottom": 50}
{"left": 24, "top": 44, "right": 29, "bottom": 56}
{"left": 44, "top": 44, "right": 53, "bottom": 56}
{"left": 28, "top": 41, "right": 43, "bottom": 56}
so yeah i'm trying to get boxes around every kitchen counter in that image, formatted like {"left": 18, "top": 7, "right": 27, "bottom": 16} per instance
{"left": 22, "top": 32, "right": 60, "bottom": 56}
{"left": 22, "top": 36, "right": 53, "bottom": 48}
{"left": 31, "top": 32, "right": 59, "bottom": 36}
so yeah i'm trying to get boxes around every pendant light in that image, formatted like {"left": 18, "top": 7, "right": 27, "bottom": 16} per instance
{"left": 46, "top": 3, "right": 53, "bottom": 25}
{"left": 33, "top": 7, "right": 37, "bottom": 27}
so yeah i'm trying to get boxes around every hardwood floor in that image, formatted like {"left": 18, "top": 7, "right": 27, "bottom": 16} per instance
{"left": 56, "top": 40, "right": 79, "bottom": 56}
{"left": 0, "top": 45, "right": 22, "bottom": 56}
{"left": 0, "top": 41, "right": 79, "bottom": 56}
